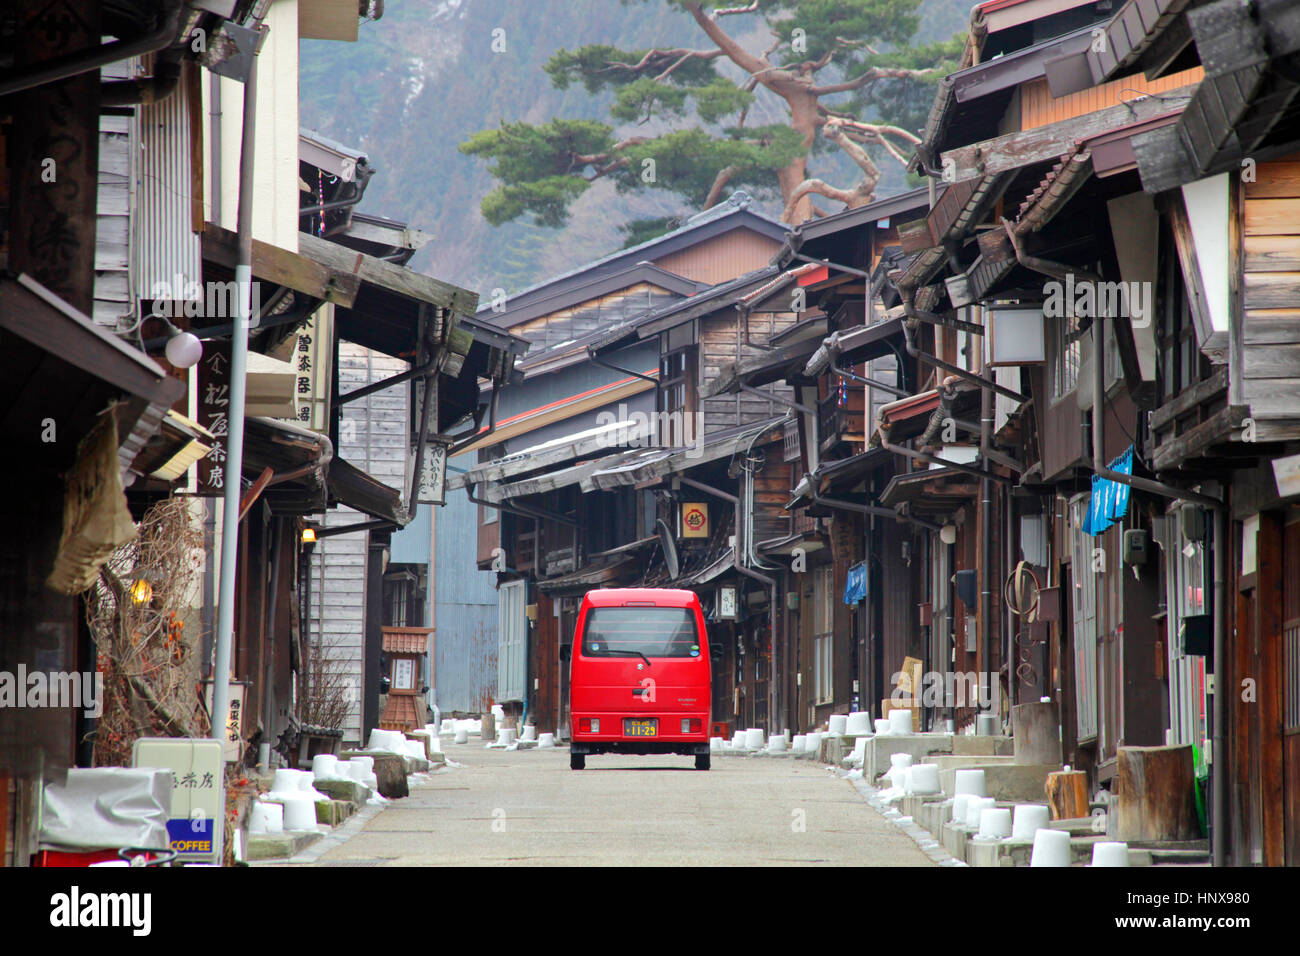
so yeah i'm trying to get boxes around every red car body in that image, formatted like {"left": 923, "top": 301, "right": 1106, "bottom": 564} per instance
{"left": 568, "top": 587, "right": 713, "bottom": 770}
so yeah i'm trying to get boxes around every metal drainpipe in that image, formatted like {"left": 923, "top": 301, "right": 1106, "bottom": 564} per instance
{"left": 1088, "top": 314, "right": 1227, "bottom": 865}
{"left": 209, "top": 70, "right": 221, "bottom": 225}
{"left": 680, "top": 475, "right": 780, "bottom": 731}
{"left": 806, "top": 484, "right": 942, "bottom": 532}
{"left": 981, "top": 376, "right": 993, "bottom": 725}
{"left": 211, "top": 40, "right": 261, "bottom": 746}
{"left": 946, "top": 540, "right": 957, "bottom": 732}
{"left": 261, "top": 518, "right": 283, "bottom": 767}
{"left": 450, "top": 387, "right": 500, "bottom": 457}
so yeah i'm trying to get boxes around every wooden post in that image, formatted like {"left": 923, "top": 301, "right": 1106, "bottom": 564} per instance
{"left": 1013, "top": 701, "right": 1062, "bottom": 765}
{"left": 1116, "top": 744, "right": 1199, "bottom": 842}
{"left": 1258, "top": 513, "right": 1285, "bottom": 865}
{"left": 1045, "top": 769, "right": 1088, "bottom": 819}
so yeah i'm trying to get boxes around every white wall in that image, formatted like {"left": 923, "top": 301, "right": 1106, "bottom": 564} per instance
{"left": 202, "top": 0, "right": 300, "bottom": 250}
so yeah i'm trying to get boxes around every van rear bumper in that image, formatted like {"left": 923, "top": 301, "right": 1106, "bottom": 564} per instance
{"left": 570, "top": 740, "right": 710, "bottom": 757}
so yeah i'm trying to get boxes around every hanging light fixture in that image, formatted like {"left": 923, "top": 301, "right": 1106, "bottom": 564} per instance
{"left": 130, "top": 578, "right": 153, "bottom": 604}
{"left": 162, "top": 319, "right": 204, "bottom": 369}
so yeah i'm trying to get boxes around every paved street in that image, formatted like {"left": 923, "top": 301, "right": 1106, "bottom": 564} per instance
{"left": 301, "top": 746, "right": 935, "bottom": 866}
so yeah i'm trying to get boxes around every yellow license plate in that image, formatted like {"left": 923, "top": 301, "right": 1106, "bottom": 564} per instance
{"left": 624, "top": 718, "right": 658, "bottom": 737}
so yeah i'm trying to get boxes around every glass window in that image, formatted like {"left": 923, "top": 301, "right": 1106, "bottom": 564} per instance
{"left": 581, "top": 606, "right": 702, "bottom": 659}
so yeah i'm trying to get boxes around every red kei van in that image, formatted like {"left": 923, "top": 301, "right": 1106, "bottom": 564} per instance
{"left": 568, "top": 588, "right": 715, "bottom": 770}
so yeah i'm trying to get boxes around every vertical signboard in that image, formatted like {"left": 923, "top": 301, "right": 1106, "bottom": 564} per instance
{"left": 133, "top": 737, "right": 226, "bottom": 865}
{"left": 416, "top": 441, "right": 450, "bottom": 505}
{"left": 204, "top": 680, "right": 246, "bottom": 761}
{"left": 292, "top": 305, "right": 333, "bottom": 433}
{"left": 196, "top": 344, "right": 231, "bottom": 495}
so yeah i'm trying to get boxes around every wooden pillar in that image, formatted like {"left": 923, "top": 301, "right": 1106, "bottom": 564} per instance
{"left": 363, "top": 532, "right": 386, "bottom": 742}
{"left": 1257, "top": 512, "right": 1285, "bottom": 865}
{"left": 9, "top": 0, "right": 101, "bottom": 313}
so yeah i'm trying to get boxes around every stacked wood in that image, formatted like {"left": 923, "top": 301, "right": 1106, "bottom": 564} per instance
{"left": 1116, "top": 745, "right": 1199, "bottom": 842}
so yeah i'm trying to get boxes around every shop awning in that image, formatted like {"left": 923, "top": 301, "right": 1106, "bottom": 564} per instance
{"left": 537, "top": 555, "right": 641, "bottom": 594}
{"left": 879, "top": 467, "right": 979, "bottom": 519}
{"left": 705, "top": 335, "right": 825, "bottom": 397}
{"left": 0, "top": 273, "right": 185, "bottom": 476}
{"left": 804, "top": 318, "right": 906, "bottom": 377}
{"left": 327, "top": 458, "right": 408, "bottom": 527}
{"left": 584, "top": 418, "right": 788, "bottom": 492}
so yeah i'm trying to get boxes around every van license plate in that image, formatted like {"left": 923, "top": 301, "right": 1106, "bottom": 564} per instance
{"left": 624, "top": 718, "right": 658, "bottom": 737}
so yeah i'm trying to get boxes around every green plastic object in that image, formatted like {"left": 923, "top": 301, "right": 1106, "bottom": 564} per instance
{"left": 1191, "top": 742, "right": 1208, "bottom": 837}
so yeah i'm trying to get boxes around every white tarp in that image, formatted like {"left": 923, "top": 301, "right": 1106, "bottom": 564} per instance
{"left": 40, "top": 767, "right": 172, "bottom": 851}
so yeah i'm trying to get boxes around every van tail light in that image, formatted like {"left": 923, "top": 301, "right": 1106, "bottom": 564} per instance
{"left": 579, "top": 718, "right": 599, "bottom": 734}
{"left": 682, "top": 718, "right": 701, "bottom": 734}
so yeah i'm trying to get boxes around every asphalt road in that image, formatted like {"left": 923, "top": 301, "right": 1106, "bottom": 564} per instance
{"left": 305, "top": 743, "right": 936, "bottom": 866}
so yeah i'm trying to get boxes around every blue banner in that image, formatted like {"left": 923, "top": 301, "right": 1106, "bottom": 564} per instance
{"left": 843, "top": 562, "right": 867, "bottom": 604}
{"left": 1085, "top": 445, "right": 1133, "bottom": 536}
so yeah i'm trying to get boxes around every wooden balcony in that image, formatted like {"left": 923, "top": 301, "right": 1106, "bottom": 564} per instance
{"left": 817, "top": 391, "right": 866, "bottom": 452}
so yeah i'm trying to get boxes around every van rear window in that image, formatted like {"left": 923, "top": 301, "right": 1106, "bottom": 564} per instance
{"left": 582, "top": 607, "right": 701, "bottom": 659}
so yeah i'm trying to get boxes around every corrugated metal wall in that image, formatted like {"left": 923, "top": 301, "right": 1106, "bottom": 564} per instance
{"left": 135, "top": 54, "right": 202, "bottom": 308}
{"left": 93, "top": 60, "right": 138, "bottom": 329}
{"left": 433, "top": 451, "right": 501, "bottom": 714}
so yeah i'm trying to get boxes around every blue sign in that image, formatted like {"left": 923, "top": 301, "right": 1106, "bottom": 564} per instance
{"left": 166, "top": 817, "right": 216, "bottom": 857}
{"left": 843, "top": 562, "right": 867, "bottom": 605}
{"left": 1085, "top": 446, "right": 1133, "bottom": 536}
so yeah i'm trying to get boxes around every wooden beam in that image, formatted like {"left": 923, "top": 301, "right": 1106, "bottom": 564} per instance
{"left": 238, "top": 467, "right": 276, "bottom": 522}
{"left": 1151, "top": 403, "right": 1247, "bottom": 470}
{"left": 298, "top": 232, "right": 478, "bottom": 316}
{"left": 202, "top": 223, "right": 361, "bottom": 308}
{"left": 939, "top": 86, "right": 1195, "bottom": 183}
{"left": 1149, "top": 367, "right": 1228, "bottom": 433}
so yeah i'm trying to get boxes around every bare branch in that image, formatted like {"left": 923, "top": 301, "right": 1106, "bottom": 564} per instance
{"left": 713, "top": 1, "right": 758, "bottom": 17}
{"left": 654, "top": 47, "right": 725, "bottom": 82}
{"left": 585, "top": 46, "right": 723, "bottom": 79}
{"left": 703, "top": 165, "right": 739, "bottom": 208}
{"left": 782, "top": 178, "right": 865, "bottom": 222}
{"left": 823, "top": 122, "right": 880, "bottom": 178}
{"left": 829, "top": 120, "right": 922, "bottom": 166}
{"left": 683, "top": 1, "right": 779, "bottom": 81}
{"left": 810, "top": 66, "right": 935, "bottom": 97}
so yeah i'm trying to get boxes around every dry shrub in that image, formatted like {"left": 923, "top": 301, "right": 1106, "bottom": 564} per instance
{"left": 84, "top": 496, "right": 208, "bottom": 765}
